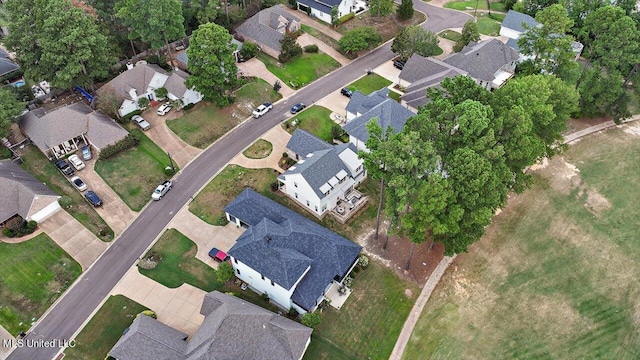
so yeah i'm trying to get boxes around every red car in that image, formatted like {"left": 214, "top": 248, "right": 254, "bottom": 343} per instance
{"left": 208, "top": 247, "right": 229, "bottom": 262}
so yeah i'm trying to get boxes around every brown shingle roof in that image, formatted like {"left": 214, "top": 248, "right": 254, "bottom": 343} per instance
{"left": 0, "top": 160, "right": 59, "bottom": 223}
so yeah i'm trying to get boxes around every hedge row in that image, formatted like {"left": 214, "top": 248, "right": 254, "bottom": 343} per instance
{"left": 99, "top": 133, "right": 140, "bottom": 160}
{"left": 304, "top": 44, "right": 319, "bottom": 53}
{"left": 337, "top": 13, "right": 354, "bottom": 24}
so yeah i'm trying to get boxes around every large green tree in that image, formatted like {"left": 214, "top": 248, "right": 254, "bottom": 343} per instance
{"left": 4, "top": 0, "right": 116, "bottom": 91}
{"left": 454, "top": 20, "right": 480, "bottom": 52}
{"left": 185, "top": 23, "right": 240, "bottom": 107}
{"left": 338, "top": 27, "right": 381, "bottom": 53}
{"left": 116, "top": 0, "right": 185, "bottom": 51}
{"left": 391, "top": 26, "right": 440, "bottom": 61}
{"left": 397, "top": 0, "right": 414, "bottom": 20}
{"left": 369, "top": 0, "right": 394, "bottom": 17}
{"left": 0, "top": 89, "right": 26, "bottom": 139}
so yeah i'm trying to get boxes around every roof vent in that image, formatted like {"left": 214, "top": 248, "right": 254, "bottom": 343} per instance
{"left": 306, "top": 153, "right": 314, "bottom": 158}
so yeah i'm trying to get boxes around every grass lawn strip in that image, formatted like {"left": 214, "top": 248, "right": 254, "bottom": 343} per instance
{"left": 0, "top": 234, "right": 82, "bottom": 335}
{"left": 439, "top": 30, "right": 462, "bottom": 42}
{"left": 304, "top": 261, "right": 420, "bottom": 360}
{"left": 476, "top": 13, "right": 506, "bottom": 36}
{"left": 19, "top": 146, "right": 114, "bottom": 241}
{"left": 167, "top": 79, "right": 281, "bottom": 148}
{"left": 94, "top": 128, "right": 178, "bottom": 212}
{"left": 347, "top": 74, "right": 392, "bottom": 95}
{"left": 284, "top": 106, "right": 335, "bottom": 143}
{"left": 257, "top": 52, "right": 341, "bottom": 89}
{"left": 63, "top": 295, "right": 147, "bottom": 360}
{"left": 444, "top": 0, "right": 506, "bottom": 11}
{"left": 300, "top": 24, "right": 351, "bottom": 59}
{"left": 243, "top": 139, "right": 273, "bottom": 159}
{"left": 403, "top": 127, "right": 640, "bottom": 359}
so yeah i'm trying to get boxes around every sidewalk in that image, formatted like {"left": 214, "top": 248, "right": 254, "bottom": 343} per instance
{"left": 237, "top": 59, "right": 295, "bottom": 97}
{"left": 297, "top": 34, "right": 350, "bottom": 66}
{"left": 142, "top": 108, "right": 203, "bottom": 168}
{"left": 229, "top": 125, "right": 292, "bottom": 171}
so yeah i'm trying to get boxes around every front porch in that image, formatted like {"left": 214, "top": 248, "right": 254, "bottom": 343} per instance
{"left": 324, "top": 281, "right": 352, "bottom": 310}
{"left": 48, "top": 135, "right": 88, "bottom": 159}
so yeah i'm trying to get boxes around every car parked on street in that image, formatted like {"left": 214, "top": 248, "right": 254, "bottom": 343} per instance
{"left": 70, "top": 176, "right": 87, "bottom": 191}
{"left": 151, "top": 180, "right": 172, "bottom": 200}
{"left": 290, "top": 103, "right": 306, "bottom": 114}
{"left": 67, "top": 154, "right": 85, "bottom": 170}
{"left": 84, "top": 190, "right": 102, "bottom": 207}
{"left": 252, "top": 102, "right": 273, "bottom": 118}
{"left": 131, "top": 115, "right": 151, "bottom": 131}
{"left": 341, "top": 88, "right": 353, "bottom": 97}
{"left": 81, "top": 145, "right": 92, "bottom": 160}
{"left": 157, "top": 103, "right": 172, "bottom": 116}
{"left": 55, "top": 159, "right": 75, "bottom": 176}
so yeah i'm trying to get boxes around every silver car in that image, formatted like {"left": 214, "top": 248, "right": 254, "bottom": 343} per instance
{"left": 132, "top": 115, "right": 151, "bottom": 130}
{"left": 70, "top": 176, "right": 87, "bottom": 192}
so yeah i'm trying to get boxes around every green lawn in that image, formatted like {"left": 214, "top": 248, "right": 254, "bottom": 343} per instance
{"left": 63, "top": 295, "right": 147, "bottom": 360}
{"left": 439, "top": 30, "right": 462, "bottom": 42}
{"left": 139, "top": 229, "right": 223, "bottom": 291}
{"left": 304, "top": 261, "right": 420, "bottom": 360}
{"left": 243, "top": 139, "right": 273, "bottom": 159}
{"left": 301, "top": 24, "right": 352, "bottom": 59}
{"left": 94, "top": 128, "right": 177, "bottom": 211}
{"left": 167, "top": 79, "right": 281, "bottom": 148}
{"left": 444, "top": 0, "right": 506, "bottom": 11}
{"left": 284, "top": 106, "right": 335, "bottom": 143}
{"left": 403, "top": 127, "right": 640, "bottom": 359}
{"left": 19, "top": 146, "right": 114, "bottom": 241}
{"left": 347, "top": 74, "right": 392, "bottom": 95}
{"left": 256, "top": 52, "right": 341, "bottom": 89}
{"left": 0, "top": 234, "right": 82, "bottom": 335}
{"left": 476, "top": 13, "right": 506, "bottom": 36}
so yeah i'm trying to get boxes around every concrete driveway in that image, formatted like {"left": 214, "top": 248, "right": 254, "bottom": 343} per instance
{"left": 297, "top": 34, "right": 350, "bottom": 66}
{"left": 315, "top": 89, "right": 351, "bottom": 116}
{"left": 0, "top": 325, "right": 15, "bottom": 359}
{"left": 372, "top": 61, "right": 402, "bottom": 84}
{"left": 140, "top": 109, "right": 202, "bottom": 168}
{"left": 237, "top": 58, "right": 295, "bottom": 97}
{"left": 38, "top": 211, "right": 108, "bottom": 270}
{"left": 229, "top": 125, "right": 292, "bottom": 171}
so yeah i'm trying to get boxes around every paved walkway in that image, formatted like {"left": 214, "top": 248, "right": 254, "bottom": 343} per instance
{"left": 297, "top": 33, "right": 350, "bottom": 66}
{"left": 389, "top": 255, "right": 457, "bottom": 360}
{"left": 142, "top": 107, "right": 203, "bottom": 168}
{"left": 38, "top": 211, "right": 108, "bottom": 270}
{"left": 168, "top": 209, "right": 245, "bottom": 270}
{"left": 229, "top": 125, "right": 291, "bottom": 171}
{"left": 237, "top": 58, "right": 295, "bottom": 97}
{"left": 281, "top": 6, "right": 343, "bottom": 41}
{"left": 111, "top": 269, "right": 206, "bottom": 337}
{"left": 563, "top": 116, "right": 639, "bottom": 143}
{"left": 0, "top": 325, "right": 14, "bottom": 359}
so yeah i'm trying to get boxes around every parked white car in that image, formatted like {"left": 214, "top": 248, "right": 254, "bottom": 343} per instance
{"left": 151, "top": 180, "right": 172, "bottom": 200}
{"left": 157, "top": 103, "right": 172, "bottom": 116}
{"left": 70, "top": 176, "right": 87, "bottom": 192}
{"left": 67, "top": 154, "right": 85, "bottom": 170}
{"left": 131, "top": 115, "right": 151, "bottom": 130}
{"left": 252, "top": 102, "right": 273, "bottom": 118}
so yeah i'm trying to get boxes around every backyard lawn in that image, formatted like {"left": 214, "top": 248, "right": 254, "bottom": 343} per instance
{"left": 139, "top": 229, "right": 222, "bottom": 291}
{"left": 304, "top": 261, "right": 420, "bottom": 360}
{"left": 476, "top": 13, "right": 506, "bottom": 36}
{"left": 63, "top": 295, "right": 147, "bottom": 360}
{"left": 300, "top": 24, "right": 350, "bottom": 59}
{"left": 95, "top": 128, "right": 177, "bottom": 211}
{"left": 167, "top": 79, "right": 281, "bottom": 148}
{"left": 243, "top": 139, "right": 273, "bottom": 159}
{"left": 284, "top": 106, "right": 335, "bottom": 143}
{"left": 19, "top": 146, "right": 114, "bottom": 241}
{"left": 256, "top": 52, "right": 341, "bottom": 89}
{"left": 444, "top": 0, "right": 506, "bottom": 11}
{"left": 0, "top": 234, "right": 82, "bottom": 335}
{"left": 402, "top": 126, "right": 640, "bottom": 359}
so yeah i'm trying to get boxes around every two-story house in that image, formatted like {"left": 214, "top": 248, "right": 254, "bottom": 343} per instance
{"left": 235, "top": 5, "right": 300, "bottom": 59}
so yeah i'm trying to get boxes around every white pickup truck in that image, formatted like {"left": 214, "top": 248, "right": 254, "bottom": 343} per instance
{"left": 151, "top": 180, "right": 172, "bottom": 200}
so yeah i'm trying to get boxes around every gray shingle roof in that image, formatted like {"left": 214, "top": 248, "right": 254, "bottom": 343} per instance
{"left": 283, "top": 149, "right": 350, "bottom": 199}
{"left": 225, "top": 189, "right": 362, "bottom": 311}
{"left": 286, "top": 129, "right": 332, "bottom": 157}
{"left": 345, "top": 87, "right": 389, "bottom": 115}
{"left": 343, "top": 98, "right": 416, "bottom": 144}
{"left": 399, "top": 54, "right": 464, "bottom": 83}
{"left": 0, "top": 57, "right": 19, "bottom": 77}
{"left": 443, "top": 39, "right": 520, "bottom": 82}
{"left": 297, "top": 0, "right": 335, "bottom": 14}
{"left": 0, "top": 160, "right": 59, "bottom": 223}
{"left": 18, "top": 102, "right": 128, "bottom": 152}
{"left": 506, "top": 37, "right": 521, "bottom": 52}
{"left": 109, "top": 314, "right": 188, "bottom": 360}
{"left": 164, "top": 70, "right": 189, "bottom": 98}
{"left": 235, "top": 5, "right": 300, "bottom": 52}
{"left": 502, "top": 10, "right": 539, "bottom": 34}
{"left": 98, "top": 63, "right": 168, "bottom": 101}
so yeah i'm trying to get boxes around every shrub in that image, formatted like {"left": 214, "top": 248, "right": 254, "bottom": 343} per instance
{"left": 99, "top": 133, "right": 140, "bottom": 160}
{"left": 182, "top": 103, "right": 195, "bottom": 111}
{"left": 164, "top": 166, "right": 175, "bottom": 176}
{"left": 59, "top": 196, "right": 73, "bottom": 209}
{"left": 337, "top": 12, "right": 355, "bottom": 24}
{"left": 353, "top": 266, "right": 361, "bottom": 273}
{"left": 286, "top": 158, "right": 296, "bottom": 166}
{"left": 331, "top": 123, "right": 345, "bottom": 140}
{"left": 138, "top": 310, "right": 157, "bottom": 319}
{"left": 282, "top": 152, "right": 289, "bottom": 158}
{"left": 240, "top": 42, "right": 259, "bottom": 60}
{"left": 216, "top": 261, "right": 235, "bottom": 283}
{"left": 213, "top": 215, "right": 228, "bottom": 226}
{"left": 137, "top": 97, "right": 150, "bottom": 110}
{"left": 261, "top": 292, "right": 270, "bottom": 301}
{"left": 26, "top": 221, "right": 37, "bottom": 231}
{"left": 273, "top": 80, "right": 282, "bottom": 92}
{"left": 339, "top": 26, "right": 381, "bottom": 53}
{"left": 303, "top": 44, "right": 319, "bottom": 53}
{"left": 358, "top": 254, "right": 369, "bottom": 268}
{"left": 138, "top": 258, "right": 158, "bottom": 270}
{"left": 2, "top": 228, "right": 14, "bottom": 237}
{"left": 301, "top": 312, "right": 322, "bottom": 328}
{"left": 278, "top": 34, "right": 302, "bottom": 63}
{"left": 343, "top": 276, "right": 354, "bottom": 288}
{"left": 154, "top": 87, "right": 168, "bottom": 99}
{"left": 270, "top": 181, "right": 279, "bottom": 192}
{"left": 121, "top": 109, "right": 142, "bottom": 122}
{"left": 288, "top": 307, "right": 299, "bottom": 318}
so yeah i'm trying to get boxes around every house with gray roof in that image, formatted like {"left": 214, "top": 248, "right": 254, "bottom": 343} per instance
{"left": 109, "top": 291, "right": 312, "bottom": 360}
{"left": 235, "top": 5, "right": 300, "bottom": 59}
{"left": 0, "top": 159, "right": 61, "bottom": 225}
{"left": 97, "top": 62, "right": 203, "bottom": 117}
{"left": 295, "top": 0, "right": 362, "bottom": 24}
{"left": 277, "top": 129, "right": 366, "bottom": 219}
{"left": 398, "top": 54, "right": 468, "bottom": 110}
{"left": 343, "top": 88, "right": 416, "bottom": 152}
{"left": 18, "top": 102, "right": 129, "bottom": 159}
{"left": 225, "top": 188, "right": 362, "bottom": 313}
{"left": 443, "top": 39, "right": 519, "bottom": 90}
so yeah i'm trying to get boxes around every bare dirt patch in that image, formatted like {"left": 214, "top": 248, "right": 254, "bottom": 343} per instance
{"left": 535, "top": 157, "right": 582, "bottom": 195}
{"left": 622, "top": 121, "right": 640, "bottom": 136}
{"left": 583, "top": 188, "right": 612, "bottom": 217}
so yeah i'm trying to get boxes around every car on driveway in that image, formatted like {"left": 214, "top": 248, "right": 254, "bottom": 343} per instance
{"left": 208, "top": 247, "right": 229, "bottom": 262}
{"left": 151, "top": 180, "right": 172, "bottom": 200}
{"left": 157, "top": 103, "right": 172, "bottom": 116}
{"left": 67, "top": 154, "right": 85, "bottom": 170}
{"left": 55, "top": 159, "right": 75, "bottom": 176}
{"left": 131, "top": 115, "right": 151, "bottom": 130}
{"left": 84, "top": 190, "right": 102, "bottom": 207}
{"left": 81, "top": 145, "right": 92, "bottom": 160}
{"left": 393, "top": 59, "right": 406, "bottom": 70}
{"left": 252, "top": 102, "right": 273, "bottom": 118}
{"left": 290, "top": 103, "right": 306, "bottom": 114}
{"left": 341, "top": 88, "right": 353, "bottom": 97}
{"left": 70, "top": 176, "right": 87, "bottom": 191}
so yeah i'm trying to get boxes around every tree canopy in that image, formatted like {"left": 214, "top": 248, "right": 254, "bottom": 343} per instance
{"left": 454, "top": 20, "right": 480, "bottom": 52}
{"left": 339, "top": 27, "right": 382, "bottom": 53}
{"left": 0, "top": 89, "right": 26, "bottom": 139}
{"left": 391, "top": 26, "right": 440, "bottom": 61}
{"left": 397, "top": 0, "right": 414, "bottom": 20}
{"left": 369, "top": 0, "right": 394, "bottom": 17}
{"left": 116, "top": 0, "right": 185, "bottom": 50}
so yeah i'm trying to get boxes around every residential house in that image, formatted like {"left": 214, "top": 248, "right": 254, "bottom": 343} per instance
{"left": 296, "top": 0, "right": 363, "bottom": 24}
{"left": 109, "top": 291, "right": 312, "bottom": 360}
{"left": 235, "top": 5, "right": 300, "bottom": 58}
{"left": 0, "top": 48, "right": 19, "bottom": 77}
{"left": 277, "top": 129, "right": 366, "bottom": 218}
{"left": 225, "top": 188, "right": 362, "bottom": 314}
{"left": 398, "top": 54, "right": 468, "bottom": 110}
{"left": 18, "top": 102, "right": 129, "bottom": 159}
{"left": 97, "top": 62, "right": 203, "bottom": 117}
{"left": 343, "top": 88, "right": 416, "bottom": 152}
{"left": 0, "top": 159, "right": 61, "bottom": 226}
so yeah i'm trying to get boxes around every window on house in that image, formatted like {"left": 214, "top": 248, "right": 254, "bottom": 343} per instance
{"left": 315, "top": 206, "right": 318, "bottom": 212}
{"left": 294, "top": 182, "right": 298, "bottom": 188}
{"left": 234, "top": 258, "right": 238, "bottom": 264}
{"left": 271, "top": 280, "right": 275, "bottom": 286}
{"left": 295, "top": 193, "right": 298, "bottom": 198}
{"left": 306, "top": 200, "right": 310, "bottom": 206}
{"left": 261, "top": 275, "right": 265, "bottom": 280}
{"left": 237, "top": 269, "right": 241, "bottom": 275}
{"left": 356, "top": 165, "right": 362, "bottom": 172}
{"left": 322, "top": 205, "right": 327, "bottom": 211}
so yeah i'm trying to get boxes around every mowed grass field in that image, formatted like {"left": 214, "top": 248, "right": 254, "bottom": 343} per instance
{"left": 403, "top": 124, "right": 640, "bottom": 359}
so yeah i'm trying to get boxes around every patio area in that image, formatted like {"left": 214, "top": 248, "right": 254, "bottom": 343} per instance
{"left": 331, "top": 188, "right": 368, "bottom": 223}
{"left": 324, "top": 281, "right": 352, "bottom": 310}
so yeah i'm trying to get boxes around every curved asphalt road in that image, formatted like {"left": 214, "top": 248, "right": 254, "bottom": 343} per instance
{"left": 7, "top": 5, "right": 470, "bottom": 360}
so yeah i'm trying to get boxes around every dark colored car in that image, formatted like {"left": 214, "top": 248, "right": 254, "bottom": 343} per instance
{"left": 84, "top": 190, "right": 102, "bottom": 207}
{"left": 393, "top": 60, "right": 406, "bottom": 70}
{"left": 341, "top": 88, "right": 353, "bottom": 97}
{"left": 208, "top": 247, "right": 229, "bottom": 262}
{"left": 55, "top": 159, "right": 75, "bottom": 176}
{"left": 290, "top": 103, "right": 306, "bottom": 114}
